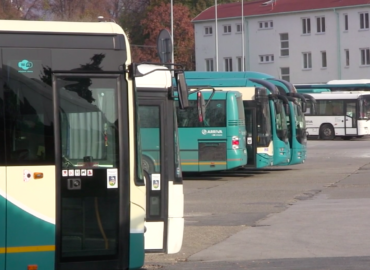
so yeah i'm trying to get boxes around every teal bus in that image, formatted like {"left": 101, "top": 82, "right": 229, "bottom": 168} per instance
{"left": 176, "top": 90, "right": 248, "bottom": 172}
{"left": 185, "top": 72, "right": 308, "bottom": 166}
{"left": 265, "top": 79, "right": 308, "bottom": 165}
{"left": 185, "top": 76, "right": 291, "bottom": 167}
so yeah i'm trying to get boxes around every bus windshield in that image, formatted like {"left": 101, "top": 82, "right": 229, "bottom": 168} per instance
{"left": 177, "top": 100, "right": 226, "bottom": 127}
{"left": 359, "top": 95, "right": 370, "bottom": 119}
{"left": 274, "top": 99, "right": 288, "bottom": 142}
{"left": 256, "top": 100, "right": 272, "bottom": 147}
{"left": 294, "top": 102, "right": 307, "bottom": 144}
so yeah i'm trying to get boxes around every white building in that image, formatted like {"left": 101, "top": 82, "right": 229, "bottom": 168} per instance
{"left": 192, "top": 0, "right": 370, "bottom": 84}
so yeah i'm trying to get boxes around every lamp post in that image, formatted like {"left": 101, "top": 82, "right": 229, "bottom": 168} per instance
{"left": 242, "top": 0, "right": 244, "bottom": 71}
{"left": 215, "top": 0, "right": 219, "bottom": 71}
{"left": 171, "top": 0, "right": 174, "bottom": 64}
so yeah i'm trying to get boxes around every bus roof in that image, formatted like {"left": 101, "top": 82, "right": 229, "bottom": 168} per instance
{"left": 307, "top": 92, "right": 370, "bottom": 100}
{"left": 327, "top": 79, "right": 370, "bottom": 84}
{"left": 0, "top": 20, "right": 125, "bottom": 35}
{"left": 296, "top": 88, "right": 331, "bottom": 93}
{"left": 295, "top": 83, "right": 370, "bottom": 89}
{"left": 136, "top": 65, "right": 172, "bottom": 88}
{"left": 184, "top": 71, "right": 273, "bottom": 80}
{"left": 185, "top": 78, "right": 259, "bottom": 88}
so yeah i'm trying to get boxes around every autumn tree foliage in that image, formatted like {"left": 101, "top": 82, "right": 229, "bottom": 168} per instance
{"left": 132, "top": 2, "right": 195, "bottom": 70}
{"left": 0, "top": 0, "right": 21, "bottom": 19}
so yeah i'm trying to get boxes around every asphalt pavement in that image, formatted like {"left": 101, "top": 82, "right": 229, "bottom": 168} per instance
{"left": 143, "top": 139, "right": 370, "bottom": 270}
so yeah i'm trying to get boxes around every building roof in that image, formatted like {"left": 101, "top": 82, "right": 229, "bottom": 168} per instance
{"left": 192, "top": 0, "right": 370, "bottom": 22}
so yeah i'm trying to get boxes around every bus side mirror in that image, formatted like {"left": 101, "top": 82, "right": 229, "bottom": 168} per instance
{"left": 197, "top": 91, "right": 206, "bottom": 123}
{"left": 176, "top": 73, "right": 189, "bottom": 109}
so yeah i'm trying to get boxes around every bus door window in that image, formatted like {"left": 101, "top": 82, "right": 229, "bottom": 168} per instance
{"left": 138, "top": 105, "right": 161, "bottom": 217}
{"left": 345, "top": 101, "right": 357, "bottom": 128}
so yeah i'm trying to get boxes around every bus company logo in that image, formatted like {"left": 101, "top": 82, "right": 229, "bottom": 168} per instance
{"left": 202, "top": 129, "right": 223, "bottom": 136}
{"left": 18, "top": 60, "right": 34, "bottom": 73}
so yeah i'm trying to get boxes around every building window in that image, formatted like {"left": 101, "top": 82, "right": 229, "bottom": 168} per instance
{"left": 345, "top": 49, "right": 350, "bottom": 66}
{"left": 224, "top": 58, "right": 232, "bottom": 71}
{"left": 237, "top": 57, "right": 244, "bottom": 71}
{"left": 280, "top": 67, "right": 290, "bottom": 82}
{"left": 303, "top": 52, "right": 312, "bottom": 69}
{"left": 321, "top": 51, "right": 327, "bottom": 68}
{"left": 344, "top": 14, "right": 348, "bottom": 31}
{"left": 236, "top": 24, "right": 242, "bottom": 33}
{"left": 259, "top": 20, "right": 273, "bottom": 29}
{"left": 259, "top": 54, "right": 274, "bottom": 63}
{"left": 360, "top": 48, "right": 370, "bottom": 65}
{"left": 205, "top": 26, "right": 213, "bottom": 35}
{"left": 302, "top": 18, "right": 311, "bottom": 34}
{"left": 360, "top": 12, "right": 369, "bottom": 30}
{"left": 280, "top": 33, "right": 289, "bottom": 56}
{"left": 316, "top": 17, "right": 325, "bottom": 33}
{"left": 205, "top": 59, "right": 214, "bottom": 71}
{"left": 223, "top": 25, "right": 231, "bottom": 34}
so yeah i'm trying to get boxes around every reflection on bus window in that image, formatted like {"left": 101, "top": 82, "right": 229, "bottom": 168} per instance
{"left": 138, "top": 106, "right": 160, "bottom": 174}
{"left": 4, "top": 67, "right": 55, "bottom": 164}
{"left": 177, "top": 100, "right": 226, "bottom": 127}
{"left": 58, "top": 77, "right": 119, "bottom": 168}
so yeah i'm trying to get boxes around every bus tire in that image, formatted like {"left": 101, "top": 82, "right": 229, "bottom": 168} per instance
{"left": 319, "top": 124, "right": 335, "bottom": 140}
{"left": 142, "top": 156, "right": 155, "bottom": 174}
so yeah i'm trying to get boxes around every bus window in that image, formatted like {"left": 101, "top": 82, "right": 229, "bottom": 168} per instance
{"left": 236, "top": 96, "right": 245, "bottom": 122}
{"left": 359, "top": 96, "right": 370, "bottom": 119}
{"left": 4, "top": 69, "right": 54, "bottom": 164}
{"left": 177, "top": 100, "right": 226, "bottom": 127}
{"left": 139, "top": 106, "right": 160, "bottom": 174}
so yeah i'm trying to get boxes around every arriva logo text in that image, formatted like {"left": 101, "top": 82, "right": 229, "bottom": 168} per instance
{"left": 201, "top": 129, "right": 223, "bottom": 136}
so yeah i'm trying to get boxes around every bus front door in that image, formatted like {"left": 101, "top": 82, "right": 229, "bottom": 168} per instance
{"left": 139, "top": 97, "right": 184, "bottom": 254}
{"left": 244, "top": 107, "right": 257, "bottom": 167}
{"left": 345, "top": 101, "right": 357, "bottom": 135}
{"left": 54, "top": 74, "right": 129, "bottom": 270}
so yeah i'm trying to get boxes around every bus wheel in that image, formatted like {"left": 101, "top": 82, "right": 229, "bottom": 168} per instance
{"left": 341, "top": 136, "right": 353, "bottom": 140}
{"left": 142, "top": 156, "right": 155, "bottom": 174}
{"left": 320, "top": 124, "right": 335, "bottom": 140}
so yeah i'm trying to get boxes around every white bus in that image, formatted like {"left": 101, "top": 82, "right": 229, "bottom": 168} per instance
{"left": 305, "top": 92, "right": 370, "bottom": 140}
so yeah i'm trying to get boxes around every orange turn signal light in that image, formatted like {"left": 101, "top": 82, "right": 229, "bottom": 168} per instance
{"left": 34, "top": 173, "right": 43, "bottom": 179}
{"left": 28, "top": 265, "right": 38, "bottom": 270}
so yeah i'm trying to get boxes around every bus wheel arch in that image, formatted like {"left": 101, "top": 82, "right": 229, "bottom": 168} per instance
{"left": 142, "top": 155, "right": 155, "bottom": 174}
{"left": 319, "top": 123, "right": 335, "bottom": 140}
